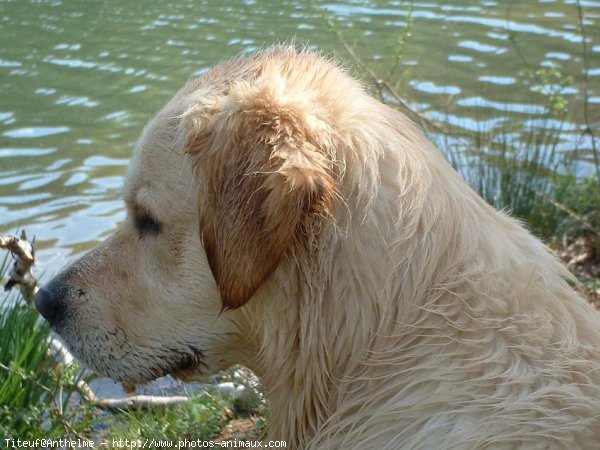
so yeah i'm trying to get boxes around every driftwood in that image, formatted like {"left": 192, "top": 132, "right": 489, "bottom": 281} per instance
{"left": 1, "top": 230, "right": 39, "bottom": 302}
{"left": 73, "top": 377, "right": 188, "bottom": 411}
{"left": 94, "top": 394, "right": 189, "bottom": 411}
{"left": 1, "top": 232, "right": 192, "bottom": 411}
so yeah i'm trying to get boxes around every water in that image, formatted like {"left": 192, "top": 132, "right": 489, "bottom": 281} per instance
{"left": 1, "top": 0, "right": 599, "bottom": 275}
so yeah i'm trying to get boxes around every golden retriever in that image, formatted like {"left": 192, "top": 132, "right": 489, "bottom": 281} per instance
{"left": 36, "top": 46, "right": 600, "bottom": 449}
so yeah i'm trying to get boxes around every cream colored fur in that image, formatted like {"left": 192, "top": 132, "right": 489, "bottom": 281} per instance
{"left": 44, "top": 47, "right": 600, "bottom": 449}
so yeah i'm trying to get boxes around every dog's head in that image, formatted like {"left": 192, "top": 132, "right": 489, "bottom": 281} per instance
{"left": 35, "top": 48, "right": 351, "bottom": 383}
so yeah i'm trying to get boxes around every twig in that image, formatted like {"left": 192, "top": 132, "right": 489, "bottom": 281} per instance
{"left": 48, "top": 337, "right": 74, "bottom": 365}
{"left": 383, "top": 1, "right": 414, "bottom": 84}
{"left": 316, "top": 3, "right": 438, "bottom": 132}
{"left": 340, "top": 32, "right": 437, "bottom": 132}
{"left": 505, "top": 1, "right": 531, "bottom": 70}
{"left": 93, "top": 395, "right": 190, "bottom": 411}
{"left": 532, "top": 186, "right": 598, "bottom": 235}
{"left": 70, "top": 374, "right": 189, "bottom": 411}
{"left": 0, "top": 231, "right": 39, "bottom": 302}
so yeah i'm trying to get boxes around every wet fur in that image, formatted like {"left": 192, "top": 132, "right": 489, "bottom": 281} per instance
{"left": 44, "top": 47, "right": 600, "bottom": 449}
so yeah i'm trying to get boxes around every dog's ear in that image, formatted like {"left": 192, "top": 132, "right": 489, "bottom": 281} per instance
{"left": 184, "top": 79, "right": 337, "bottom": 309}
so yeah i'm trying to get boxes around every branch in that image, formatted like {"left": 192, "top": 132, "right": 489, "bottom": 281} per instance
{"left": 96, "top": 395, "right": 190, "bottom": 411}
{"left": 0, "top": 231, "right": 39, "bottom": 302}
{"left": 75, "top": 380, "right": 189, "bottom": 411}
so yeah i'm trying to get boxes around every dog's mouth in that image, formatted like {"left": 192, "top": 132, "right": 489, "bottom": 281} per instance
{"left": 170, "top": 365, "right": 210, "bottom": 383}
{"left": 169, "top": 345, "right": 210, "bottom": 383}
{"left": 58, "top": 331, "right": 211, "bottom": 385}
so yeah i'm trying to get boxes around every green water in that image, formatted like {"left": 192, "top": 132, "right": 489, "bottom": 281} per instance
{"left": 1, "top": 0, "right": 599, "bottom": 273}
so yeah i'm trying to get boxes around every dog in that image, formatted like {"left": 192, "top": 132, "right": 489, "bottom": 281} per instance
{"left": 36, "top": 46, "right": 600, "bottom": 449}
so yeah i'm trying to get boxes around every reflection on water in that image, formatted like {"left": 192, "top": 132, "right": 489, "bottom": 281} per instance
{"left": 0, "top": 0, "right": 598, "bottom": 275}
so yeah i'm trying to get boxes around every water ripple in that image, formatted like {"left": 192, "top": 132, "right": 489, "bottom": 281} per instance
{"left": 3, "top": 127, "right": 69, "bottom": 138}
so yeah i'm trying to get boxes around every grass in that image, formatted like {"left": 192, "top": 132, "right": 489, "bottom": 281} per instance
{"left": 98, "top": 376, "right": 267, "bottom": 447}
{"left": 433, "top": 110, "right": 586, "bottom": 242}
{"left": 0, "top": 255, "right": 96, "bottom": 442}
{"left": 433, "top": 106, "right": 600, "bottom": 243}
{"left": 100, "top": 392, "right": 230, "bottom": 447}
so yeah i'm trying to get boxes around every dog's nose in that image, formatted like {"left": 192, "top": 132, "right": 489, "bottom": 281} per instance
{"left": 35, "top": 286, "right": 63, "bottom": 325}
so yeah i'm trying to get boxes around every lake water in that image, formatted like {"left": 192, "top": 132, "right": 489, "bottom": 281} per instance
{"left": 1, "top": 0, "right": 599, "bottom": 275}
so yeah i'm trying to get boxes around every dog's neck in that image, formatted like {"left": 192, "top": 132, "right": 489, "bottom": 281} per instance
{"left": 243, "top": 281, "right": 349, "bottom": 448}
{"left": 239, "top": 222, "right": 414, "bottom": 448}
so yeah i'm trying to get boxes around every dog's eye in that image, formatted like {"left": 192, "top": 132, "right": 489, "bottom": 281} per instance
{"left": 134, "top": 213, "right": 162, "bottom": 236}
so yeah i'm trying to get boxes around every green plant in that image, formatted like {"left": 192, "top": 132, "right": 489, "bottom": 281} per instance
{"left": 438, "top": 113, "right": 571, "bottom": 240}
{"left": 522, "top": 67, "right": 573, "bottom": 116}
{"left": 104, "top": 392, "right": 230, "bottom": 447}
{"left": 553, "top": 174, "right": 600, "bottom": 239}
{"left": 0, "top": 255, "right": 96, "bottom": 441}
